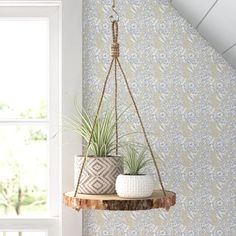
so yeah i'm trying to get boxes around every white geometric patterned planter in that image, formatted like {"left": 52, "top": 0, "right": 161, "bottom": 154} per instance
{"left": 75, "top": 156, "right": 123, "bottom": 194}
{"left": 116, "top": 174, "right": 154, "bottom": 198}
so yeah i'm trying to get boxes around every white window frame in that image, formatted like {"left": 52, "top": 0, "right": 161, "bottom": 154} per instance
{"left": 0, "top": 0, "right": 83, "bottom": 235}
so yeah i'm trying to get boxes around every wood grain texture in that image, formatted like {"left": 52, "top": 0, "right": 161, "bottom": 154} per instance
{"left": 64, "top": 190, "right": 176, "bottom": 211}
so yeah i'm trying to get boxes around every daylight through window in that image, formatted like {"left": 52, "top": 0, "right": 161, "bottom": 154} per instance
{"left": 0, "top": 19, "right": 49, "bottom": 216}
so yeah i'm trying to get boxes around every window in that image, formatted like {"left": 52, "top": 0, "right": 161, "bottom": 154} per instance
{"left": 0, "top": 232, "right": 46, "bottom": 236}
{"left": 0, "top": 1, "right": 83, "bottom": 235}
{"left": 0, "top": 18, "right": 48, "bottom": 217}
{"left": 0, "top": 3, "right": 60, "bottom": 236}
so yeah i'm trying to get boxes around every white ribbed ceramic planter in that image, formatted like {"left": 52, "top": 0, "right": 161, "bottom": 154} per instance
{"left": 75, "top": 155, "right": 123, "bottom": 194}
{"left": 115, "top": 174, "right": 154, "bottom": 198}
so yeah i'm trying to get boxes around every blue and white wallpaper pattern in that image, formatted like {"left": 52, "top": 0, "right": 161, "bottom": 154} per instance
{"left": 82, "top": 0, "right": 236, "bottom": 235}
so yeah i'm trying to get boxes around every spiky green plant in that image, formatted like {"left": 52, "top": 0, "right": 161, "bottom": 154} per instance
{"left": 64, "top": 102, "right": 117, "bottom": 157}
{"left": 123, "top": 145, "right": 151, "bottom": 175}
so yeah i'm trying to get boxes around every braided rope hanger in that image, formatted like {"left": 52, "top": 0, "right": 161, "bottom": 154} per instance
{"left": 74, "top": 2, "right": 166, "bottom": 198}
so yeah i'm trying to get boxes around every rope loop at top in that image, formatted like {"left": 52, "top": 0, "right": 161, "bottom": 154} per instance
{"left": 110, "top": 0, "right": 119, "bottom": 23}
{"left": 112, "top": 21, "right": 118, "bottom": 42}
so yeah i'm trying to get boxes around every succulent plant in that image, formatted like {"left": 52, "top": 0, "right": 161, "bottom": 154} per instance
{"left": 64, "top": 101, "right": 117, "bottom": 157}
{"left": 123, "top": 145, "right": 151, "bottom": 175}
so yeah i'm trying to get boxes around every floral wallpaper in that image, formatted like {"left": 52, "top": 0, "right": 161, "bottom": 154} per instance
{"left": 82, "top": 0, "right": 236, "bottom": 235}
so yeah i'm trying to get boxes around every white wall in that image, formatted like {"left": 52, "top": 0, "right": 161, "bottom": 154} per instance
{"left": 61, "top": 0, "right": 83, "bottom": 235}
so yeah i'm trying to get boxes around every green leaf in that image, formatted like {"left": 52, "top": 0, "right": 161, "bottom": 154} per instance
{"left": 64, "top": 104, "right": 118, "bottom": 157}
{"left": 123, "top": 145, "right": 150, "bottom": 175}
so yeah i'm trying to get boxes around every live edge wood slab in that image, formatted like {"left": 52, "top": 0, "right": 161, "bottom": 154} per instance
{"left": 63, "top": 190, "right": 176, "bottom": 211}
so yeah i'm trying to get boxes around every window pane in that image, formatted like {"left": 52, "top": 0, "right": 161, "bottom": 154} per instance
{"left": 0, "top": 20, "right": 48, "bottom": 119}
{"left": 0, "top": 125, "right": 48, "bottom": 216}
{"left": 0, "top": 233, "right": 46, "bottom": 236}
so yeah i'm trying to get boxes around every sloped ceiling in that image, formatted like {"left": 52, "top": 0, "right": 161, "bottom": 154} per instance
{"left": 172, "top": 0, "right": 236, "bottom": 69}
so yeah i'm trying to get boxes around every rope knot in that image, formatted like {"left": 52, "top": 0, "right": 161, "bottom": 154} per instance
{"left": 111, "top": 21, "right": 119, "bottom": 58}
{"left": 111, "top": 42, "right": 119, "bottom": 58}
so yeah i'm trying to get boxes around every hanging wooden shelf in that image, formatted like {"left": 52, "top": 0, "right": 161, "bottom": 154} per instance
{"left": 63, "top": 190, "right": 176, "bottom": 211}
{"left": 64, "top": 0, "right": 177, "bottom": 213}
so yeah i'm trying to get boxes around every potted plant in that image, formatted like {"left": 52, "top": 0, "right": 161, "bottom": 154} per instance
{"left": 116, "top": 145, "right": 154, "bottom": 198}
{"left": 65, "top": 105, "right": 123, "bottom": 195}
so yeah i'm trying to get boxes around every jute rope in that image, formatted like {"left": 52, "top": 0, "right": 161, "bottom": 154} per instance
{"left": 117, "top": 58, "right": 166, "bottom": 196}
{"left": 115, "top": 58, "right": 118, "bottom": 155}
{"left": 74, "top": 7, "right": 166, "bottom": 197}
{"left": 112, "top": 21, "right": 119, "bottom": 156}
{"left": 73, "top": 59, "right": 114, "bottom": 197}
